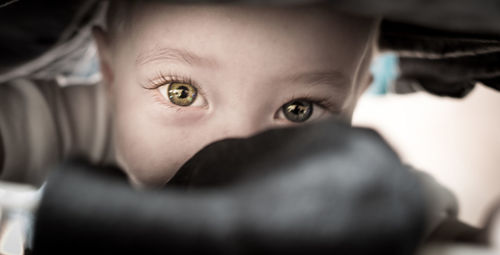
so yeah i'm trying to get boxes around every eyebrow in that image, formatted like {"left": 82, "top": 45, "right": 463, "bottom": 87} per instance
{"left": 136, "top": 47, "right": 217, "bottom": 67}
{"left": 137, "top": 47, "right": 350, "bottom": 92}
{"left": 283, "top": 70, "right": 350, "bottom": 93}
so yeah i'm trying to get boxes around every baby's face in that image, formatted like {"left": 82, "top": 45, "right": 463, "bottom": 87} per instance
{"left": 96, "top": 3, "right": 376, "bottom": 187}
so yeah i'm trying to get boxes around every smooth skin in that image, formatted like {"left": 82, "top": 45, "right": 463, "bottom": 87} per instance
{"left": 93, "top": 3, "right": 378, "bottom": 187}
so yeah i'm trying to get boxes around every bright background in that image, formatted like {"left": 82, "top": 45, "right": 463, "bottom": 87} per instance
{"left": 353, "top": 83, "right": 500, "bottom": 227}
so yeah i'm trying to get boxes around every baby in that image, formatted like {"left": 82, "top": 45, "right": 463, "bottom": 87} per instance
{"left": 0, "top": 1, "right": 378, "bottom": 187}
{"left": 1, "top": 3, "right": 466, "bottom": 250}
{"left": 93, "top": 1, "right": 378, "bottom": 187}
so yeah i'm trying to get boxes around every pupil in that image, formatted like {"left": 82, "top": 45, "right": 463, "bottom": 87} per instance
{"left": 288, "top": 102, "right": 308, "bottom": 116}
{"left": 178, "top": 86, "right": 189, "bottom": 99}
{"left": 282, "top": 100, "right": 312, "bottom": 123}
{"left": 290, "top": 102, "right": 305, "bottom": 115}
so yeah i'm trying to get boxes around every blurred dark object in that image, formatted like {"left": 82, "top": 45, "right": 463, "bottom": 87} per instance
{"left": 379, "top": 21, "right": 500, "bottom": 97}
{"left": 427, "top": 218, "right": 485, "bottom": 244}
{"left": 170, "top": 119, "right": 410, "bottom": 190}
{"left": 0, "top": 0, "right": 79, "bottom": 72}
{"left": 327, "top": 0, "right": 500, "bottom": 97}
{"left": 33, "top": 120, "right": 425, "bottom": 255}
{"left": 0, "top": 0, "right": 100, "bottom": 83}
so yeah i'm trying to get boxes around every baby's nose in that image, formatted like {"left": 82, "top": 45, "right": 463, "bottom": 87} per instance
{"left": 213, "top": 117, "right": 268, "bottom": 141}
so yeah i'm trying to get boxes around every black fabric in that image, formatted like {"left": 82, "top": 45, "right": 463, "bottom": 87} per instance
{"left": 324, "top": 0, "right": 500, "bottom": 34}
{"left": 333, "top": 0, "right": 500, "bottom": 97}
{"left": 426, "top": 218, "right": 484, "bottom": 244}
{"left": 0, "top": 0, "right": 96, "bottom": 74}
{"left": 379, "top": 20, "right": 500, "bottom": 97}
{"left": 170, "top": 119, "right": 405, "bottom": 189}
{"left": 33, "top": 120, "right": 425, "bottom": 255}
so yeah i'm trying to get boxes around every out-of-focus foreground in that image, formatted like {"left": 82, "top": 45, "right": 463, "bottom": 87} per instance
{"left": 354, "top": 83, "right": 500, "bottom": 227}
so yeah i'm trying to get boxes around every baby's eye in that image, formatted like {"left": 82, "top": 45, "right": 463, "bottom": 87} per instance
{"left": 276, "top": 99, "right": 329, "bottom": 123}
{"left": 282, "top": 100, "right": 313, "bottom": 122}
{"left": 167, "top": 82, "right": 196, "bottom": 106}
{"left": 158, "top": 82, "right": 206, "bottom": 107}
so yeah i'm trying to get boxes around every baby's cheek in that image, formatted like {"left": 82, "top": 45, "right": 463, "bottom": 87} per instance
{"left": 116, "top": 131, "right": 182, "bottom": 186}
{"left": 118, "top": 143, "right": 180, "bottom": 187}
{"left": 113, "top": 113, "right": 208, "bottom": 187}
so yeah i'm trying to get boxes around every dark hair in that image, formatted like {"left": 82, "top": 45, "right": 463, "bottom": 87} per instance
{"left": 105, "top": 0, "right": 140, "bottom": 41}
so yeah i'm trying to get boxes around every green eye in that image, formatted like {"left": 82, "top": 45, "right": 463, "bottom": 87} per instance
{"left": 168, "top": 82, "right": 197, "bottom": 106}
{"left": 282, "top": 100, "right": 313, "bottom": 123}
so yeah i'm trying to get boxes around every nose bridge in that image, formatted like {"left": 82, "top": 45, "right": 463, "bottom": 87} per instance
{"left": 212, "top": 106, "right": 267, "bottom": 140}
{"left": 209, "top": 75, "right": 272, "bottom": 141}
{"left": 218, "top": 115, "right": 263, "bottom": 139}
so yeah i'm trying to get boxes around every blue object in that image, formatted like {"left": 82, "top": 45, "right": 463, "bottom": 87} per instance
{"left": 367, "top": 53, "right": 399, "bottom": 95}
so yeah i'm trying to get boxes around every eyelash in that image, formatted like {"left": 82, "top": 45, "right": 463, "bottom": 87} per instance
{"left": 282, "top": 95, "right": 339, "bottom": 114}
{"left": 142, "top": 71, "right": 199, "bottom": 90}
{"left": 142, "top": 71, "right": 340, "bottom": 114}
{"left": 139, "top": 71, "right": 205, "bottom": 110}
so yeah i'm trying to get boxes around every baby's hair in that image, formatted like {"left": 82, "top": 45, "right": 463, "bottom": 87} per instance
{"left": 105, "top": 0, "right": 141, "bottom": 42}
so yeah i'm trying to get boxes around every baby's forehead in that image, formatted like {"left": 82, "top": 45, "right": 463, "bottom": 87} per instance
{"left": 127, "top": 7, "right": 370, "bottom": 69}
{"left": 121, "top": 2, "right": 376, "bottom": 38}
{"left": 121, "top": 3, "right": 376, "bottom": 58}
{"left": 108, "top": 2, "right": 377, "bottom": 112}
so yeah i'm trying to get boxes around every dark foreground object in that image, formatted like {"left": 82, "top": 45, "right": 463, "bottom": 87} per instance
{"left": 33, "top": 120, "right": 425, "bottom": 255}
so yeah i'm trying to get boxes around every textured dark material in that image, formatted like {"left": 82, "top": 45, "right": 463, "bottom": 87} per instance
{"left": 33, "top": 120, "right": 425, "bottom": 255}
{"left": 331, "top": 0, "right": 500, "bottom": 97}
{"left": 0, "top": 0, "right": 80, "bottom": 73}
{"left": 379, "top": 20, "right": 500, "bottom": 97}
{"left": 0, "top": 0, "right": 100, "bottom": 77}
